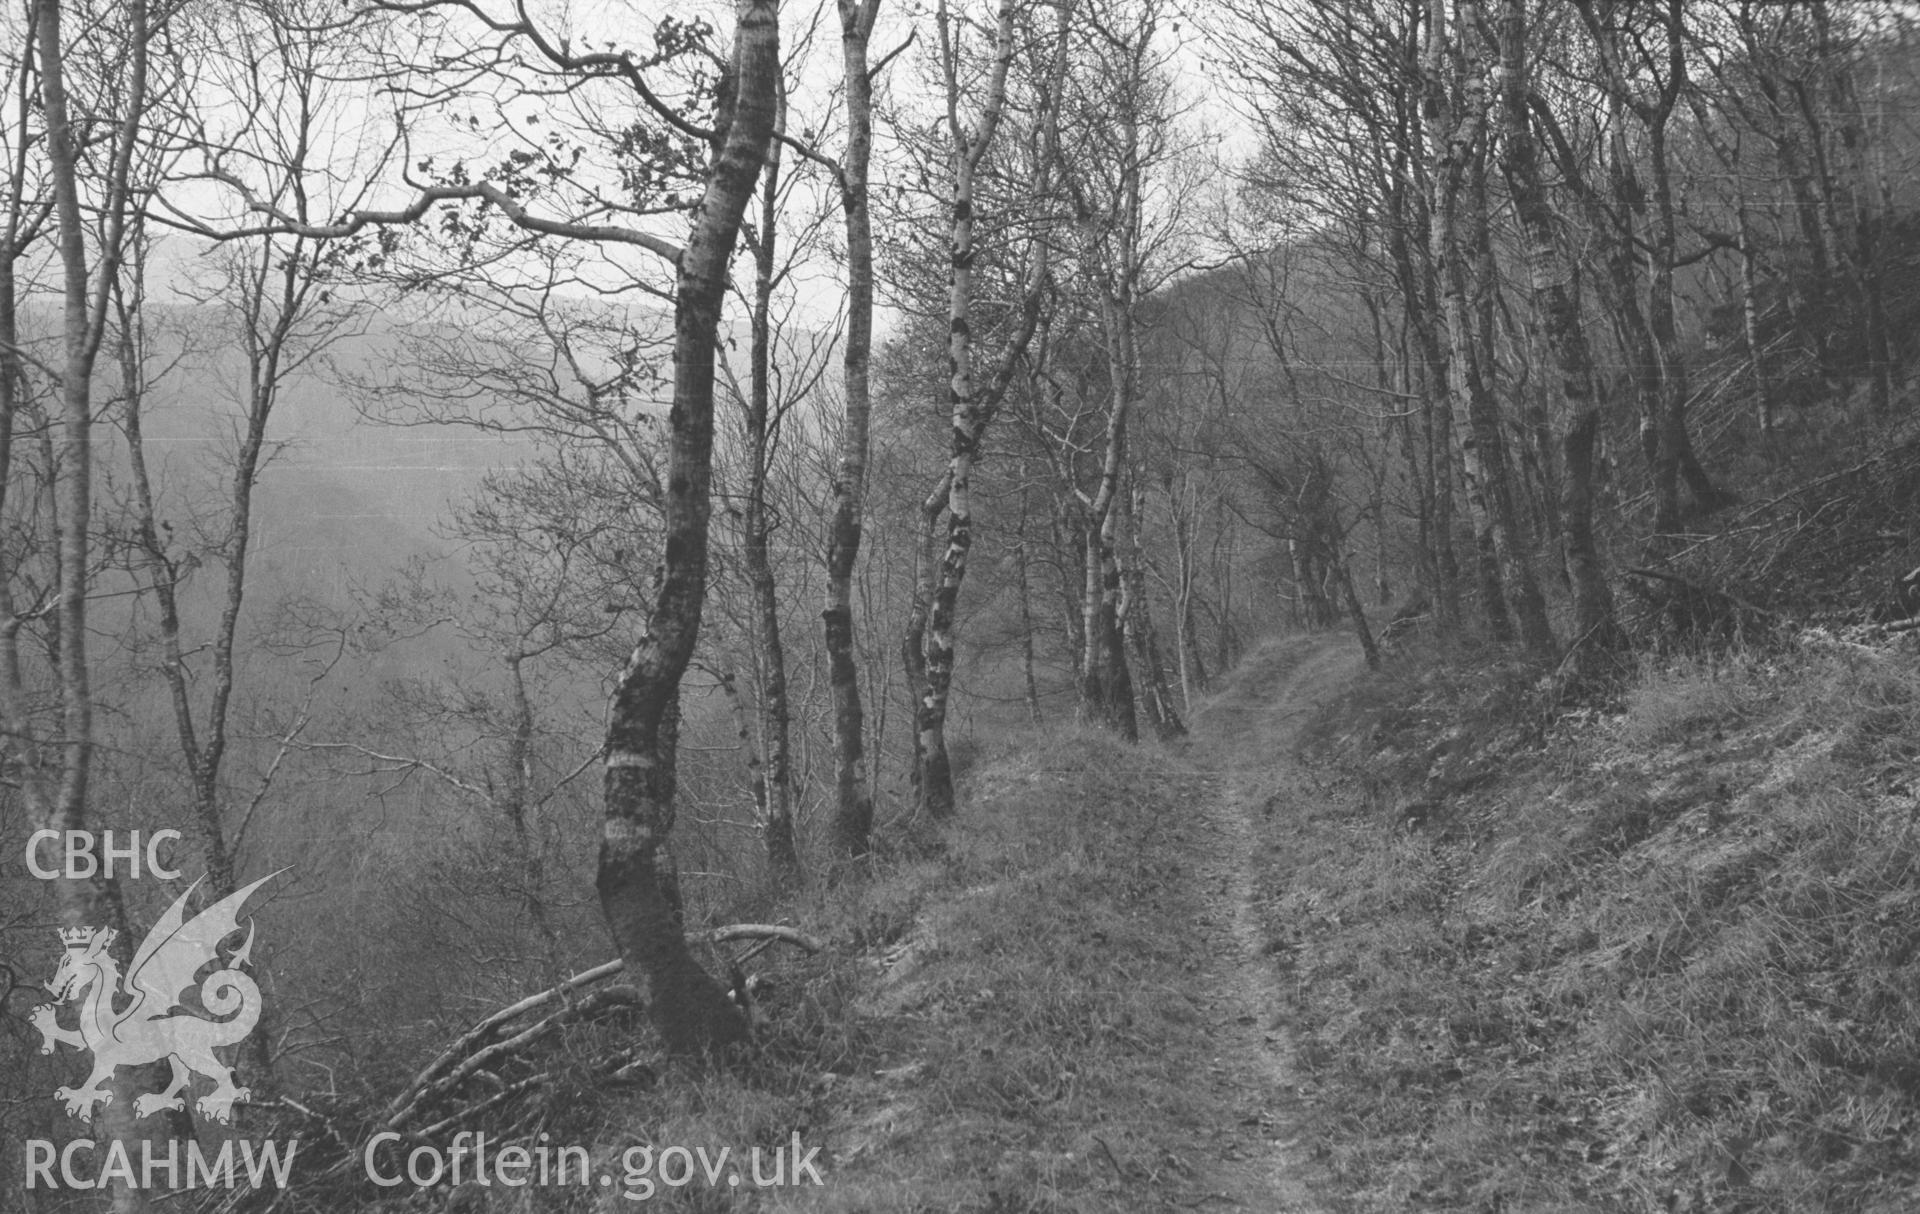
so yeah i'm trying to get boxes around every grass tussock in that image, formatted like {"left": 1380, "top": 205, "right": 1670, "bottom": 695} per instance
{"left": 1268, "top": 634, "right": 1920, "bottom": 1212}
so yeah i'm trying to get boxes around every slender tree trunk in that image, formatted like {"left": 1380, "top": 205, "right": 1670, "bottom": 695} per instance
{"left": 597, "top": 0, "right": 778, "bottom": 1055}
{"left": 1097, "top": 505, "right": 1138, "bottom": 740}
{"left": 917, "top": 0, "right": 1061, "bottom": 815}
{"left": 123, "top": 233, "right": 309, "bottom": 907}
{"left": 1121, "top": 484, "right": 1183, "bottom": 738}
{"left": 1577, "top": 0, "right": 1720, "bottom": 546}
{"left": 1332, "top": 545, "right": 1381, "bottom": 670}
{"left": 1802, "top": 2, "right": 1893, "bottom": 411}
{"left": 1428, "top": 362, "right": 1460, "bottom": 625}
{"left": 1015, "top": 506, "right": 1042, "bottom": 724}
{"left": 825, "top": 0, "right": 880, "bottom": 858}
{"left": 1817, "top": 4, "right": 1894, "bottom": 412}
{"left": 1385, "top": 183, "right": 1458, "bottom": 625}
{"left": 1287, "top": 537, "right": 1327, "bottom": 628}
{"left": 1080, "top": 519, "right": 1117, "bottom": 727}
{"left": 1402, "top": 402, "right": 1435, "bottom": 607}
{"left": 1362, "top": 289, "right": 1396, "bottom": 606}
{"left": 1467, "top": 148, "right": 1554, "bottom": 656}
{"left": 1645, "top": 118, "right": 1722, "bottom": 520}
{"left": 1431, "top": 114, "right": 1510, "bottom": 643}
{"left": 497, "top": 655, "right": 559, "bottom": 961}
{"left": 1213, "top": 499, "right": 1238, "bottom": 671}
{"left": 741, "top": 82, "right": 799, "bottom": 889}
{"left": 1165, "top": 470, "right": 1205, "bottom": 711}
{"left": 917, "top": 0, "right": 1017, "bottom": 817}
{"left": 1051, "top": 496, "right": 1087, "bottom": 677}
{"left": 717, "top": 661, "right": 773, "bottom": 856}
{"left": 1081, "top": 308, "right": 1136, "bottom": 732}
{"left": 1736, "top": 204, "right": 1775, "bottom": 453}
{"left": 903, "top": 480, "right": 943, "bottom": 796}
{"left": 1756, "top": 73, "right": 1834, "bottom": 379}
{"left": 32, "top": 0, "right": 150, "bottom": 1201}
{"left": 116, "top": 256, "right": 283, "bottom": 1098}
{"left": 1080, "top": 21, "right": 1157, "bottom": 735}
{"left": 1428, "top": 0, "right": 1553, "bottom": 652}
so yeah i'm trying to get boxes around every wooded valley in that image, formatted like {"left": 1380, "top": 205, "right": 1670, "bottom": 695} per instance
{"left": 2, "top": 0, "right": 1918, "bottom": 1209}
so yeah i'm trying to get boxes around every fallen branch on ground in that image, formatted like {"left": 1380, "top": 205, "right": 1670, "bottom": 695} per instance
{"left": 386, "top": 986, "right": 642, "bottom": 1132}
{"left": 383, "top": 924, "right": 824, "bottom": 1132}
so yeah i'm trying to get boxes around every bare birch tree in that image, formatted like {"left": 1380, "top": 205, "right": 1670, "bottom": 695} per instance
{"left": 823, "top": 0, "right": 884, "bottom": 858}
{"left": 911, "top": 0, "right": 1066, "bottom": 816}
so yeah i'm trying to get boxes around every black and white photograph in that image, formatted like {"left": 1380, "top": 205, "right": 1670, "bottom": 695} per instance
{"left": 2, "top": 0, "right": 1919, "bottom": 1209}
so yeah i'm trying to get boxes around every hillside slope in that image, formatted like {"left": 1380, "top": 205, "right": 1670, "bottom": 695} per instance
{"left": 273, "top": 627, "right": 1920, "bottom": 1214}
{"left": 1265, "top": 631, "right": 1920, "bottom": 1212}
{"left": 756, "top": 637, "right": 1359, "bottom": 1212}
{"left": 787, "top": 623, "right": 1920, "bottom": 1213}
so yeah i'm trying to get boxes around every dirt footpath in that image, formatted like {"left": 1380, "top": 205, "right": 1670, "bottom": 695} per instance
{"left": 1174, "top": 635, "right": 1363, "bottom": 1211}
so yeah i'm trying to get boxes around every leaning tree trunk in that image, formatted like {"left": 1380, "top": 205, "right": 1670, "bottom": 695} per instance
{"left": 1330, "top": 543, "right": 1382, "bottom": 671}
{"left": 597, "top": 0, "right": 778, "bottom": 1056}
{"left": 824, "top": 0, "right": 880, "bottom": 858}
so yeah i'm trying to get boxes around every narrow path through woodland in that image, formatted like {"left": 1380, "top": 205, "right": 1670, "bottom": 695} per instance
{"left": 1175, "top": 634, "right": 1362, "bottom": 1211}
{"left": 796, "top": 635, "right": 1364, "bottom": 1211}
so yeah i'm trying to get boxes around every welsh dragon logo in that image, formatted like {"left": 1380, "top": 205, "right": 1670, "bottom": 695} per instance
{"left": 30, "top": 873, "right": 278, "bottom": 1125}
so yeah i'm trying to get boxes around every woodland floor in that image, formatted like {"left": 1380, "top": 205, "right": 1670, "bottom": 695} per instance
{"left": 336, "top": 621, "right": 1920, "bottom": 1213}
{"left": 782, "top": 619, "right": 1920, "bottom": 1212}
{"left": 776, "top": 635, "right": 1360, "bottom": 1213}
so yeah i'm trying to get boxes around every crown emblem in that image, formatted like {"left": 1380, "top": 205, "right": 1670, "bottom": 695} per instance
{"left": 58, "top": 926, "right": 98, "bottom": 948}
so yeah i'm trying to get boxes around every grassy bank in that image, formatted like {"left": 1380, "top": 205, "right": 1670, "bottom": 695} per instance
{"left": 1267, "top": 633, "right": 1920, "bottom": 1212}
{"left": 336, "top": 628, "right": 1920, "bottom": 1214}
{"left": 761, "top": 722, "right": 1245, "bottom": 1212}
{"left": 510, "top": 720, "right": 1264, "bottom": 1213}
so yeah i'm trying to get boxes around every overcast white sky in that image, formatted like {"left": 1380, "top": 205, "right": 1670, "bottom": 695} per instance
{"left": 136, "top": 0, "right": 1250, "bottom": 334}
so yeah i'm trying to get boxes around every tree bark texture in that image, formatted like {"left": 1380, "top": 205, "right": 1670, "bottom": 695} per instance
{"left": 597, "top": 0, "right": 778, "bottom": 1056}
{"left": 825, "top": 0, "right": 880, "bottom": 858}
